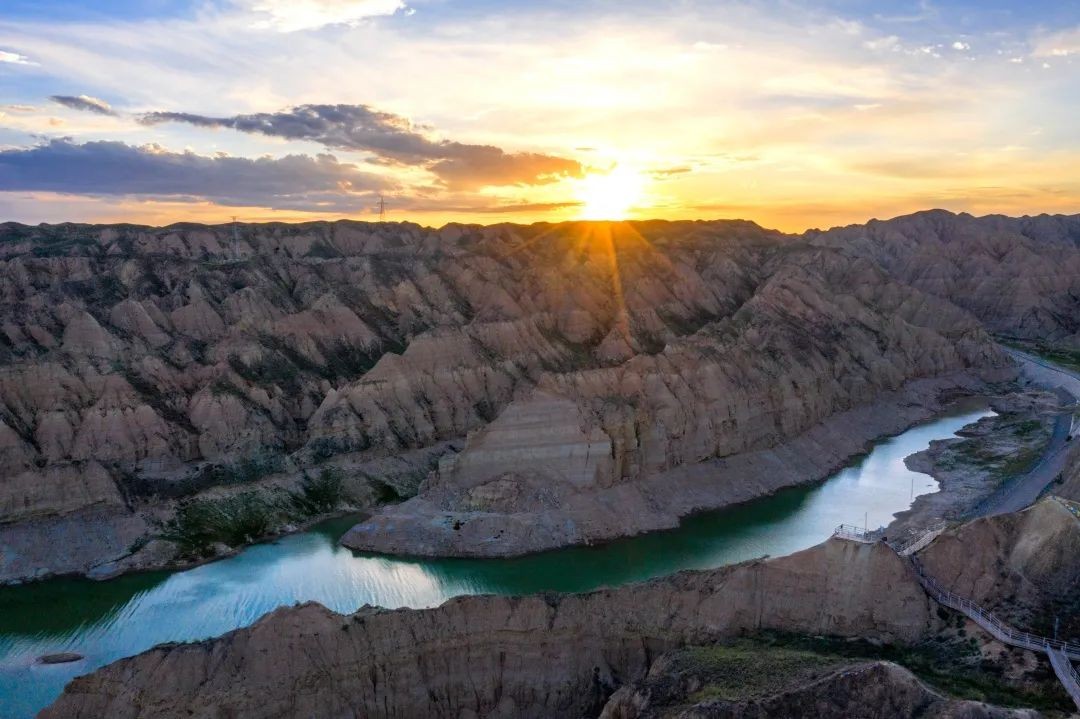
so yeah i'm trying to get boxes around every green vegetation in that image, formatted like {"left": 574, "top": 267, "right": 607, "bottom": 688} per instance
{"left": 947, "top": 414, "right": 1050, "bottom": 490}
{"left": 286, "top": 468, "right": 345, "bottom": 516}
{"left": 1032, "top": 346, "right": 1080, "bottom": 373}
{"left": 999, "top": 337, "right": 1080, "bottom": 373}
{"left": 368, "top": 477, "right": 402, "bottom": 504}
{"left": 156, "top": 468, "right": 399, "bottom": 557}
{"left": 745, "top": 631, "right": 1073, "bottom": 712}
{"left": 955, "top": 440, "right": 999, "bottom": 467}
{"left": 672, "top": 643, "right": 845, "bottom": 703}
{"left": 996, "top": 446, "right": 1042, "bottom": 480}
{"left": 1012, "top": 419, "right": 1042, "bottom": 437}
{"left": 206, "top": 452, "right": 286, "bottom": 487}
{"left": 157, "top": 492, "right": 280, "bottom": 557}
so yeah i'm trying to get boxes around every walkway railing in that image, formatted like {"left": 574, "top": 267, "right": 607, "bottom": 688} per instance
{"left": 892, "top": 523, "right": 946, "bottom": 557}
{"left": 832, "top": 524, "right": 886, "bottom": 543}
{"left": 832, "top": 524, "right": 1080, "bottom": 709}
{"left": 911, "top": 562, "right": 1080, "bottom": 660}
{"left": 1048, "top": 647, "right": 1080, "bottom": 710}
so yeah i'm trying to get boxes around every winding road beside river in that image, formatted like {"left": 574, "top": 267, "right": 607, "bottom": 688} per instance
{"left": 986, "top": 348, "right": 1080, "bottom": 516}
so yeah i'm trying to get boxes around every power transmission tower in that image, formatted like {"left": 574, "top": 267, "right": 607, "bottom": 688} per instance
{"left": 375, "top": 196, "right": 387, "bottom": 221}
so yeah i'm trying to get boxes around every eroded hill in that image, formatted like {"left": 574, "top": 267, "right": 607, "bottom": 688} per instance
{"left": 2, "top": 211, "right": 1078, "bottom": 577}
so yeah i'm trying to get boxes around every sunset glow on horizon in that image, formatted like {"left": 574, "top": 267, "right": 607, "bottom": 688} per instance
{"left": 0, "top": 1, "right": 1078, "bottom": 232}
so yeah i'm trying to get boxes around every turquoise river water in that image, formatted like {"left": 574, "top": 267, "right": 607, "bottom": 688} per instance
{"left": 0, "top": 403, "right": 992, "bottom": 718}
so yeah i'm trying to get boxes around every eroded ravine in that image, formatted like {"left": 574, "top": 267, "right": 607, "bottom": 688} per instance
{"left": 0, "top": 403, "right": 991, "bottom": 718}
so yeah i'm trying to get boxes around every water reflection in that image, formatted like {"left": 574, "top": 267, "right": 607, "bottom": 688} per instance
{"left": 0, "top": 402, "right": 991, "bottom": 718}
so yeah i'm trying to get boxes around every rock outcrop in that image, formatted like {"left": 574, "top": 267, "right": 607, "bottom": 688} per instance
{"left": 918, "top": 497, "right": 1080, "bottom": 637}
{"left": 41, "top": 539, "right": 938, "bottom": 718}
{"left": 810, "top": 210, "right": 1080, "bottom": 347}
{"left": 600, "top": 655, "right": 1034, "bottom": 719}
{"left": 4, "top": 211, "right": 1079, "bottom": 577}
{"left": 1061, "top": 446, "right": 1080, "bottom": 502}
{"left": 342, "top": 373, "right": 997, "bottom": 557}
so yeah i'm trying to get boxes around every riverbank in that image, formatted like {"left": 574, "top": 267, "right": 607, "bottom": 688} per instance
{"left": 1, "top": 370, "right": 1010, "bottom": 586}
{"left": 0, "top": 403, "right": 995, "bottom": 718}
{"left": 0, "top": 439, "right": 454, "bottom": 586}
{"left": 887, "top": 388, "right": 1059, "bottom": 541}
{"left": 887, "top": 348, "right": 1080, "bottom": 542}
{"left": 0, "top": 488, "right": 373, "bottom": 588}
{"left": 42, "top": 533, "right": 1074, "bottom": 718}
{"left": 342, "top": 370, "right": 1012, "bottom": 559}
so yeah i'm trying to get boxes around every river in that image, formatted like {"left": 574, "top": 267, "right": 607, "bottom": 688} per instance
{"left": 0, "top": 401, "right": 991, "bottom": 717}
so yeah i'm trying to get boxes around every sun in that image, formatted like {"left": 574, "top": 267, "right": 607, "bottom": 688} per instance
{"left": 575, "top": 167, "right": 646, "bottom": 220}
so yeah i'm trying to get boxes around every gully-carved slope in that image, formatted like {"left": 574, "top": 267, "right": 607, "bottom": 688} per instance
{"left": 41, "top": 540, "right": 937, "bottom": 718}
{"left": 810, "top": 210, "right": 1080, "bottom": 346}
{"left": 4, "top": 211, "right": 1078, "bottom": 576}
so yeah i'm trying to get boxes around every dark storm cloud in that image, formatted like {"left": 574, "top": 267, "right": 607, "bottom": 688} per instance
{"left": 0, "top": 139, "right": 392, "bottom": 212}
{"left": 49, "top": 94, "right": 118, "bottom": 116}
{"left": 139, "top": 104, "right": 584, "bottom": 189}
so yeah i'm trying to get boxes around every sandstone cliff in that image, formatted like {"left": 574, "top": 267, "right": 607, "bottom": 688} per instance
{"left": 1058, "top": 442, "right": 1080, "bottom": 502}
{"left": 5, "top": 211, "right": 1077, "bottom": 576}
{"left": 41, "top": 539, "right": 939, "bottom": 718}
{"left": 600, "top": 655, "right": 1034, "bottom": 719}
{"left": 918, "top": 497, "right": 1080, "bottom": 637}
{"left": 810, "top": 210, "right": 1080, "bottom": 347}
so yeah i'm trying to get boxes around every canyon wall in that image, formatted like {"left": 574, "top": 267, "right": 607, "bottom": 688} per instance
{"left": 918, "top": 497, "right": 1080, "bottom": 637}
{"left": 810, "top": 210, "right": 1080, "bottom": 346}
{"left": 3, "top": 211, "right": 1077, "bottom": 575}
{"left": 41, "top": 539, "right": 938, "bottom": 718}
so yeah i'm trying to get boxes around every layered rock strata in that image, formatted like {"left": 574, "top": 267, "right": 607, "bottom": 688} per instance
{"left": 918, "top": 498, "right": 1080, "bottom": 637}
{"left": 5, "top": 211, "right": 1080, "bottom": 576}
{"left": 42, "top": 539, "right": 937, "bottom": 718}
{"left": 810, "top": 210, "right": 1080, "bottom": 347}
{"left": 600, "top": 656, "right": 1034, "bottom": 719}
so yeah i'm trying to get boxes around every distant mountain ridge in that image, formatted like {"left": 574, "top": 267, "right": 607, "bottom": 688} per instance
{"left": 0, "top": 210, "right": 1076, "bottom": 576}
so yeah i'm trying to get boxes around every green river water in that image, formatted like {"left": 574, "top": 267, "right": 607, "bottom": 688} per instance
{"left": 0, "top": 403, "right": 992, "bottom": 718}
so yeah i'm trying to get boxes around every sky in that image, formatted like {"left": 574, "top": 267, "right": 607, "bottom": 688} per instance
{"left": 0, "top": 0, "right": 1077, "bottom": 232}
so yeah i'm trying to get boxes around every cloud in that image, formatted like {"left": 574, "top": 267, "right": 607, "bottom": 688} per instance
{"left": 648, "top": 166, "right": 693, "bottom": 178}
{"left": 140, "top": 104, "right": 584, "bottom": 189}
{"left": 1032, "top": 26, "right": 1080, "bottom": 57}
{"left": 49, "top": 94, "right": 117, "bottom": 116}
{"left": 0, "top": 139, "right": 392, "bottom": 212}
{"left": 402, "top": 200, "right": 582, "bottom": 214}
{"left": 0, "top": 49, "right": 34, "bottom": 65}
{"left": 240, "top": 0, "right": 406, "bottom": 32}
